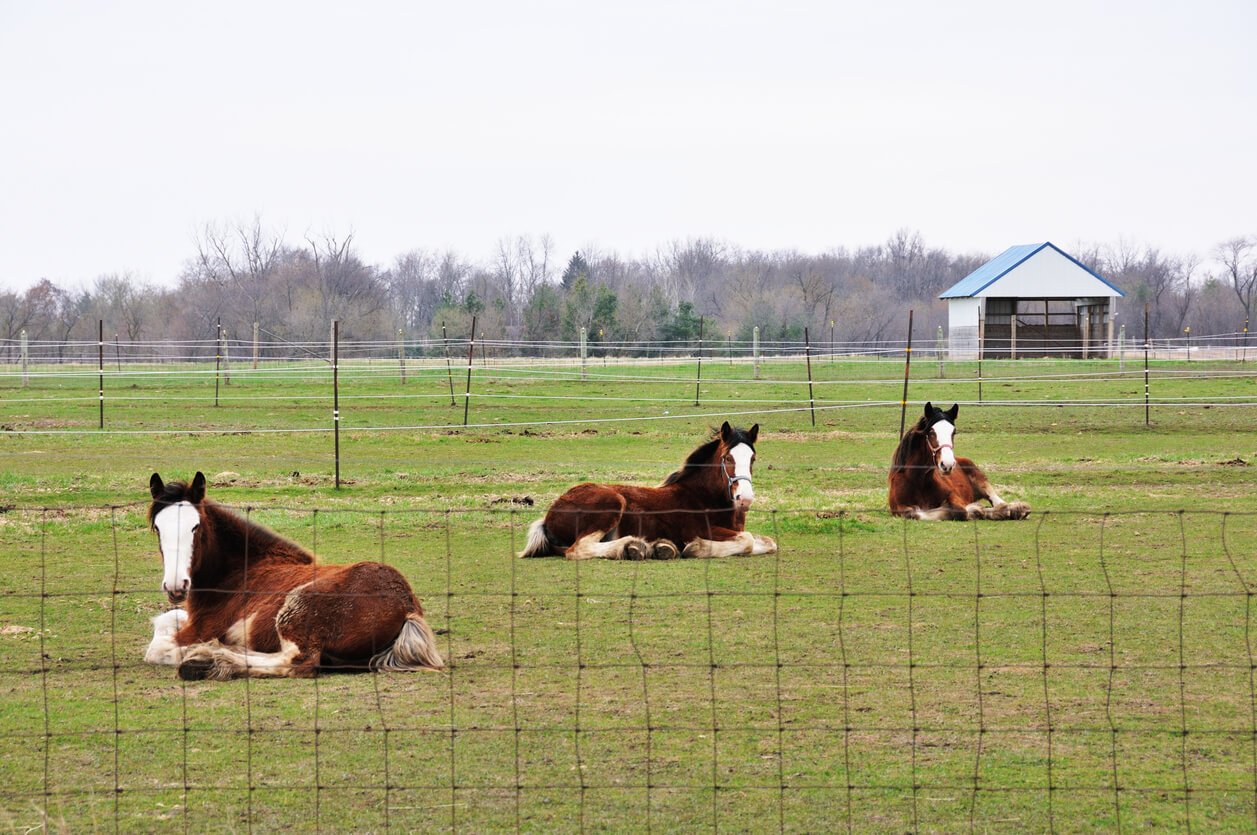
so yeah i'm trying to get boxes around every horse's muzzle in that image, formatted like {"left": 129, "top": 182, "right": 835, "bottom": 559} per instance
{"left": 164, "top": 581, "right": 189, "bottom": 605}
{"left": 734, "top": 495, "right": 753, "bottom": 512}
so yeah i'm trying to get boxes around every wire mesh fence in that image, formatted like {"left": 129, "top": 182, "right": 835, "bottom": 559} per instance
{"left": 3, "top": 504, "right": 1257, "bottom": 831}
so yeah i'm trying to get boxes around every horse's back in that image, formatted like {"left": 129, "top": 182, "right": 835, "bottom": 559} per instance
{"left": 227, "top": 561, "right": 419, "bottom": 654}
{"left": 542, "top": 482, "right": 629, "bottom": 541}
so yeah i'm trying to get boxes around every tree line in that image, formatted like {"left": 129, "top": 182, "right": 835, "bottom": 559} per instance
{"left": 3, "top": 219, "right": 1255, "bottom": 358}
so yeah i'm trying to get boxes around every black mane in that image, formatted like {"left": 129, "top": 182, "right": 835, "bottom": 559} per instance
{"left": 660, "top": 425, "right": 756, "bottom": 486}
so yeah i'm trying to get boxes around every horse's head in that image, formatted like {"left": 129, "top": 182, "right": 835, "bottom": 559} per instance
{"left": 921, "top": 402, "right": 960, "bottom": 475}
{"left": 719, "top": 421, "right": 760, "bottom": 512}
{"left": 148, "top": 472, "right": 207, "bottom": 605}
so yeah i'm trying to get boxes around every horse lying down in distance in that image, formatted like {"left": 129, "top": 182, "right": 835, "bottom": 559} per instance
{"left": 145, "top": 472, "right": 443, "bottom": 680}
{"left": 520, "top": 421, "right": 778, "bottom": 559}
{"left": 889, "top": 402, "right": 1031, "bottom": 521}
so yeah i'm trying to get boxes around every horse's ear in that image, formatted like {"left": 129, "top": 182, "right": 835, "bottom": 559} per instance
{"left": 748, "top": 423, "right": 759, "bottom": 444}
{"left": 189, "top": 472, "right": 206, "bottom": 503}
{"left": 923, "top": 402, "right": 934, "bottom": 418}
{"left": 945, "top": 403, "right": 959, "bottom": 422}
{"left": 720, "top": 421, "right": 732, "bottom": 441}
{"left": 149, "top": 473, "right": 164, "bottom": 500}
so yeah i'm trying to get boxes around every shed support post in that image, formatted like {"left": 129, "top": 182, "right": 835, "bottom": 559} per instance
{"left": 1081, "top": 305, "right": 1090, "bottom": 359}
{"left": 1107, "top": 296, "right": 1116, "bottom": 358}
{"left": 1010, "top": 305, "right": 1017, "bottom": 360}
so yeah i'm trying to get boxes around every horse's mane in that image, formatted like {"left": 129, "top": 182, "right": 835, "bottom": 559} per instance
{"left": 148, "top": 479, "right": 314, "bottom": 567}
{"left": 891, "top": 416, "right": 931, "bottom": 474}
{"left": 660, "top": 425, "right": 755, "bottom": 486}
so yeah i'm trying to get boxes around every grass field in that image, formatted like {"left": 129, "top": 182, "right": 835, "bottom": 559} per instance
{"left": 2, "top": 355, "right": 1257, "bottom": 832}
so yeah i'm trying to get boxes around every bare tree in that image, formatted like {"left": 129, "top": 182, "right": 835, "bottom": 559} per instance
{"left": 1165, "top": 255, "right": 1198, "bottom": 336}
{"left": 194, "top": 215, "right": 286, "bottom": 330}
{"left": 385, "top": 249, "right": 441, "bottom": 332}
{"left": 516, "top": 234, "right": 555, "bottom": 303}
{"left": 303, "top": 231, "right": 389, "bottom": 338}
{"left": 658, "top": 238, "right": 727, "bottom": 306}
{"left": 1215, "top": 236, "right": 1257, "bottom": 334}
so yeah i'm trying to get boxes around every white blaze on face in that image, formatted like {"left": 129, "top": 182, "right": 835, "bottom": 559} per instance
{"left": 932, "top": 420, "right": 957, "bottom": 474}
{"left": 729, "top": 442, "right": 756, "bottom": 509}
{"left": 153, "top": 502, "right": 198, "bottom": 602}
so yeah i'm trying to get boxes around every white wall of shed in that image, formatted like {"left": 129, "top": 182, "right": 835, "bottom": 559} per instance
{"left": 947, "top": 297, "right": 981, "bottom": 359}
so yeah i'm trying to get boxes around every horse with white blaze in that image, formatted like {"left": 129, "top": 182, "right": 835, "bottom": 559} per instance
{"left": 520, "top": 421, "right": 778, "bottom": 559}
{"left": 145, "top": 472, "right": 443, "bottom": 680}
{"left": 888, "top": 402, "right": 1030, "bottom": 521}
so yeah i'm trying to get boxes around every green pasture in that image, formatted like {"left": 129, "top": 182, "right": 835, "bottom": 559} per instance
{"left": 2, "top": 357, "right": 1257, "bottom": 832}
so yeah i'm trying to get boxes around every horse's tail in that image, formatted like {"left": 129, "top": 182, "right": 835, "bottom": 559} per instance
{"left": 370, "top": 613, "right": 444, "bottom": 672}
{"left": 518, "top": 517, "right": 554, "bottom": 558}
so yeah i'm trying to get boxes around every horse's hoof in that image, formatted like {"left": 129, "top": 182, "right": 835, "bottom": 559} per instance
{"left": 651, "top": 541, "right": 679, "bottom": 560}
{"left": 681, "top": 542, "right": 704, "bottom": 558}
{"left": 1007, "top": 502, "right": 1031, "bottom": 520}
{"left": 756, "top": 535, "right": 778, "bottom": 554}
{"left": 623, "top": 539, "right": 650, "bottom": 561}
{"left": 177, "top": 659, "right": 213, "bottom": 681}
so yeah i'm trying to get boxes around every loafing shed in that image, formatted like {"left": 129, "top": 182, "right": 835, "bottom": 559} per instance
{"left": 941, "top": 242, "right": 1124, "bottom": 360}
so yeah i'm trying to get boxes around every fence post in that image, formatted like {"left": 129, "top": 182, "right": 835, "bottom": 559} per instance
{"left": 753, "top": 326, "right": 761, "bottom": 379}
{"left": 936, "top": 325, "right": 945, "bottom": 379}
{"left": 830, "top": 319, "right": 835, "bottom": 364}
{"left": 98, "top": 320, "right": 104, "bottom": 429}
{"left": 804, "top": 326, "right": 816, "bottom": 427}
{"left": 898, "top": 310, "right": 914, "bottom": 438}
{"left": 694, "top": 315, "right": 704, "bottom": 407}
{"left": 397, "top": 328, "right": 406, "bottom": 384}
{"left": 442, "top": 322, "right": 456, "bottom": 406}
{"left": 333, "top": 320, "right": 341, "bottom": 489}
{"left": 1143, "top": 304, "right": 1150, "bottom": 427}
{"left": 580, "top": 326, "right": 588, "bottom": 381}
{"left": 20, "top": 328, "right": 28, "bottom": 387}
{"left": 221, "top": 327, "right": 230, "bottom": 384}
{"left": 1119, "top": 324, "right": 1125, "bottom": 372}
{"left": 252, "top": 322, "right": 259, "bottom": 369}
{"left": 463, "top": 315, "right": 477, "bottom": 427}
{"left": 214, "top": 318, "right": 222, "bottom": 407}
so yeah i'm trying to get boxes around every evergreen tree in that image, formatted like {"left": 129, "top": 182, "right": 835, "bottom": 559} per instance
{"left": 561, "top": 251, "right": 591, "bottom": 291}
{"left": 660, "top": 301, "right": 701, "bottom": 343}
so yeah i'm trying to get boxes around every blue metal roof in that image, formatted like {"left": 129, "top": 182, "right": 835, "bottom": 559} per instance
{"left": 939, "top": 242, "right": 1124, "bottom": 299}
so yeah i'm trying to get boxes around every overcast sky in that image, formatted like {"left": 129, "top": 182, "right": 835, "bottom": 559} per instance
{"left": 2, "top": 0, "right": 1254, "bottom": 292}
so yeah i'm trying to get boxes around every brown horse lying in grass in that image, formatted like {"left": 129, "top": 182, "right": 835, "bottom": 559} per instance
{"left": 145, "top": 472, "right": 443, "bottom": 680}
{"left": 520, "top": 422, "right": 778, "bottom": 559}
{"left": 889, "top": 403, "right": 1030, "bottom": 521}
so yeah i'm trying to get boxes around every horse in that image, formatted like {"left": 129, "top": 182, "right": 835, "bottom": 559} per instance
{"left": 888, "top": 402, "right": 1030, "bottom": 521}
{"left": 519, "top": 421, "right": 778, "bottom": 559}
{"left": 143, "top": 472, "right": 443, "bottom": 680}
